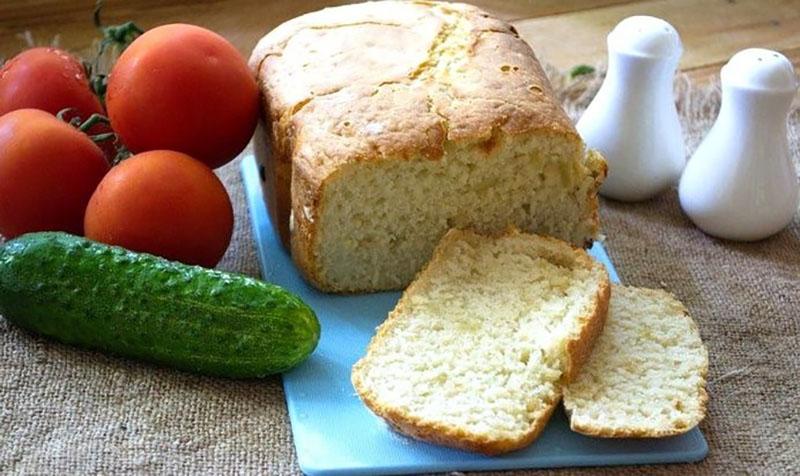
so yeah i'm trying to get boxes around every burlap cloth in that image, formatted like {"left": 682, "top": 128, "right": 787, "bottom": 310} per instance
{"left": 1, "top": 66, "right": 798, "bottom": 475}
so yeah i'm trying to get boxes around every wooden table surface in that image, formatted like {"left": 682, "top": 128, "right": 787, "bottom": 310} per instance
{"left": 1, "top": 0, "right": 799, "bottom": 82}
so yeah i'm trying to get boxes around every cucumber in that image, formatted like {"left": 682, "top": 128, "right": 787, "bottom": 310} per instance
{"left": 0, "top": 232, "right": 320, "bottom": 378}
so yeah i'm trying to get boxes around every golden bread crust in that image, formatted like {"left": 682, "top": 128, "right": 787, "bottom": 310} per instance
{"left": 249, "top": 1, "right": 591, "bottom": 285}
{"left": 351, "top": 372, "right": 560, "bottom": 455}
{"left": 563, "top": 267, "right": 610, "bottom": 384}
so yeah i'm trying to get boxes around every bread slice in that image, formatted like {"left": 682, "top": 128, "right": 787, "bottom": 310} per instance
{"left": 249, "top": 1, "right": 607, "bottom": 292}
{"left": 351, "top": 229, "right": 610, "bottom": 455}
{"left": 563, "top": 285, "right": 709, "bottom": 438}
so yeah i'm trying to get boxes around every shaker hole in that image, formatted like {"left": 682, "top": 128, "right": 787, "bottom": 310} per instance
{"left": 500, "top": 65, "right": 511, "bottom": 72}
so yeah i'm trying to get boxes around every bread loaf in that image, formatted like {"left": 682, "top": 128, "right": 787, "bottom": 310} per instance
{"left": 351, "top": 229, "right": 610, "bottom": 454}
{"left": 563, "top": 285, "right": 709, "bottom": 438}
{"left": 249, "top": 1, "right": 606, "bottom": 292}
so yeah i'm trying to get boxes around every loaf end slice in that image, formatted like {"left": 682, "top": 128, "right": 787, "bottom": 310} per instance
{"left": 563, "top": 285, "right": 709, "bottom": 438}
{"left": 351, "top": 229, "right": 610, "bottom": 454}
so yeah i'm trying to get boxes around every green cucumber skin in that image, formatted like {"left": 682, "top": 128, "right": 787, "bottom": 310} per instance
{"left": 0, "top": 232, "right": 320, "bottom": 378}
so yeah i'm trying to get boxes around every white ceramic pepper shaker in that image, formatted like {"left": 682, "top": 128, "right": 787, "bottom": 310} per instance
{"left": 679, "top": 48, "right": 799, "bottom": 241}
{"left": 577, "top": 16, "right": 685, "bottom": 202}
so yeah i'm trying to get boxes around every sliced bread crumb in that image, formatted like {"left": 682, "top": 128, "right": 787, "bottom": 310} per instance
{"left": 563, "top": 285, "right": 709, "bottom": 438}
{"left": 352, "top": 228, "right": 609, "bottom": 454}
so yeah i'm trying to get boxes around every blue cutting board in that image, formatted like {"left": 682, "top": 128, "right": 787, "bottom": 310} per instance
{"left": 241, "top": 156, "right": 708, "bottom": 475}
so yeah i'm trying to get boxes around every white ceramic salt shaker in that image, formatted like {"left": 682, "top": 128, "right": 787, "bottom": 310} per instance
{"left": 679, "top": 48, "right": 799, "bottom": 241}
{"left": 577, "top": 16, "right": 685, "bottom": 202}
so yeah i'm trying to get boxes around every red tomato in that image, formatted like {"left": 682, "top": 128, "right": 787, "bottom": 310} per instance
{"left": 0, "top": 47, "right": 102, "bottom": 119}
{"left": 0, "top": 109, "right": 110, "bottom": 238}
{"left": 0, "top": 47, "right": 117, "bottom": 161}
{"left": 106, "top": 24, "right": 259, "bottom": 169}
{"left": 84, "top": 150, "right": 234, "bottom": 268}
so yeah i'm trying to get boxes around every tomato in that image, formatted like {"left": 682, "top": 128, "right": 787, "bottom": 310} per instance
{"left": 0, "top": 47, "right": 117, "bottom": 161}
{"left": 106, "top": 24, "right": 259, "bottom": 169}
{"left": 0, "top": 109, "right": 110, "bottom": 238}
{"left": 0, "top": 47, "right": 102, "bottom": 119}
{"left": 84, "top": 150, "right": 233, "bottom": 268}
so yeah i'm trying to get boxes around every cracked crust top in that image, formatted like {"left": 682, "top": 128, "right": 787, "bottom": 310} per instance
{"left": 248, "top": 0, "right": 580, "bottom": 187}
